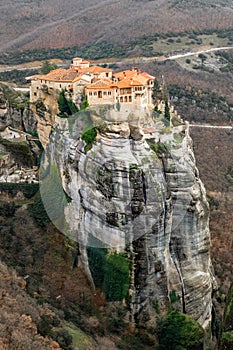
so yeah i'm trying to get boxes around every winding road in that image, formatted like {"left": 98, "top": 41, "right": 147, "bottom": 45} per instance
{"left": 0, "top": 45, "right": 233, "bottom": 73}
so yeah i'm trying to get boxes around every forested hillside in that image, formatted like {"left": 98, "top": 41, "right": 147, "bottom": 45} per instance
{"left": 0, "top": 0, "right": 232, "bottom": 52}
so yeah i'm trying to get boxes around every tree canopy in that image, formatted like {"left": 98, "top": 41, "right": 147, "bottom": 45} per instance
{"left": 40, "top": 61, "right": 58, "bottom": 74}
{"left": 156, "top": 310, "right": 204, "bottom": 350}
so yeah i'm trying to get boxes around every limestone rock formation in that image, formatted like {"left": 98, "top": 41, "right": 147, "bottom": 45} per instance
{"left": 30, "top": 86, "right": 59, "bottom": 149}
{"left": 0, "top": 83, "right": 36, "bottom": 132}
{"left": 40, "top": 106, "right": 215, "bottom": 329}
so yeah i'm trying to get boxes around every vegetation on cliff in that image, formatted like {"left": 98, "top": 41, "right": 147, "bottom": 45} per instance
{"left": 219, "top": 282, "right": 233, "bottom": 350}
{"left": 156, "top": 310, "right": 204, "bottom": 350}
{"left": 57, "top": 89, "right": 78, "bottom": 118}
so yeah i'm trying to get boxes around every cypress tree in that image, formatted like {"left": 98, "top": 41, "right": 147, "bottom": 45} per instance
{"left": 164, "top": 99, "right": 170, "bottom": 123}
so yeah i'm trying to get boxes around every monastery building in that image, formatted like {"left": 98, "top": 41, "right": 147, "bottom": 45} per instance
{"left": 29, "top": 57, "right": 155, "bottom": 110}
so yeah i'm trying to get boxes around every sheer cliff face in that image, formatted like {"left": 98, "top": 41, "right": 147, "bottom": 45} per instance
{"left": 0, "top": 84, "right": 36, "bottom": 132}
{"left": 41, "top": 107, "right": 215, "bottom": 329}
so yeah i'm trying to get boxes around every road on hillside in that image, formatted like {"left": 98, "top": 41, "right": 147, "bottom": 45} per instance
{"left": 189, "top": 124, "right": 232, "bottom": 130}
{"left": 96, "top": 45, "right": 233, "bottom": 65}
{"left": 165, "top": 46, "right": 233, "bottom": 61}
{"left": 0, "top": 45, "right": 233, "bottom": 73}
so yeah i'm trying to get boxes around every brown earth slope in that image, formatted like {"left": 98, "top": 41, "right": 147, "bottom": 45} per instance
{"left": 0, "top": 0, "right": 232, "bottom": 52}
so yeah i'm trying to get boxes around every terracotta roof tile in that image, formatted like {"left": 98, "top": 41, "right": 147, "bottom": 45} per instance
{"left": 114, "top": 69, "right": 155, "bottom": 84}
{"left": 113, "top": 70, "right": 135, "bottom": 80}
{"left": 39, "top": 68, "right": 80, "bottom": 82}
{"left": 86, "top": 78, "right": 115, "bottom": 89}
{"left": 141, "top": 72, "right": 155, "bottom": 80}
{"left": 78, "top": 65, "right": 112, "bottom": 73}
{"left": 116, "top": 78, "right": 144, "bottom": 88}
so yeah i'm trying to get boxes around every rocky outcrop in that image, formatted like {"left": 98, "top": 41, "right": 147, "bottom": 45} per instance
{"left": 30, "top": 86, "right": 59, "bottom": 149}
{"left": 0, "top": 83, "right": 36, "bottom": 132}
{"left": 40, "top": 106, "right": 215, "bottom": 329}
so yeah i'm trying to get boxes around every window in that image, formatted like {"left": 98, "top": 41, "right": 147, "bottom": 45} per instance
{"left": 124, "top": 96, "right": 127, "bottom": 102}
{"left": 120, "top": 96, "right": 123, "bottom": 102}
{"left": 60, "top": 84, "right": 62, "bottom": 88}
{"left": 89, "top": 92, "right": 92, "bottom": 96}
{"left": 94, "top": 92, "right": 97, "bottom": 96}
{"left": 108, "top": 91, "right": 112, "bottom": 95}
{"left": 34, "top": 92, "right": 37, "bottom": 96}
{"left": 106, "top": 73, "right": 109, "bottom": 77}
{"left": 103, "top": 91, "right": 107, "bottom": 95}
{"left": 129, "top": 96, "right": 132, "bottom": 102}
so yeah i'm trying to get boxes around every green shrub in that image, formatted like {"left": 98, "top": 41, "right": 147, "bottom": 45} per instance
{"left": 28, "top": 191, "right": 51, "bottom": 227}
{"left": 207, "top": 194, "right": 220, "bottom": 210}
{"left": 87, "top": 246, "right": 107, "bottom": 287}
{"left": 40, "top": 61, "right": 58, "bottom": 74}
{"left": 0, "top": 137, "right": 34, "bottom": 167}
{"left": 103, "top": 252, "right": 130, "bottom": 301}
{"left": 0, "top": 183, "right": 39, "bottom": 198}
{"left": 169, "top": 290, "right": 180, "bottom": 304}
{"left": 81, "top": 128, "right": 97, "bottom": 153}
{"left": 57, "top": 89, "right": 78, "bottom": 117}
{"left": 0, "top": 202, "right": 16, "bottom": 217}
{"left": 53, "top": 329, "right": 73, "bottom": 350}
{"left": 148, "top": 141, "right": 167, "bottom": 157}
{"left": 80, "top": 99, "right": 89, "bottom": 110}
{"left": 156, "top": 310, "right": 204, "bottom": 350}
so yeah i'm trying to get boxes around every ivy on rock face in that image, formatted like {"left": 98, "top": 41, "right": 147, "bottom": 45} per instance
{"left": 103, "top": 252, "right": 130, "bottom": 302}
{"left": 57, "top": 89, "right": 78, "bottom": 118}
{"left": 87, "top": 248, "right": 130, "bottom": 302}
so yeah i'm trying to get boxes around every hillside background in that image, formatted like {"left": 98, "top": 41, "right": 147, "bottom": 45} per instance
{"left": 0, "top": 0, "right": 233, "bottom": 52}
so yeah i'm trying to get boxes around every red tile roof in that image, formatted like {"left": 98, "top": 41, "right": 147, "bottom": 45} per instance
{"left": 114, "top": 69, "right": 155, "bottom": 84}
{"left": 86, "top": 79, "right": 116, "bottom": 89}
{"left": 114, "top": 70, "right": 135, "bottom": 80}
{"left": 116, "top": 77, "right": 144, "bottom": 88}
{"left": 39, "top": 68, "right": 80, "bottom": 82}
{"left": 78, "top": 65, "right": 112, "bottom": 73}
